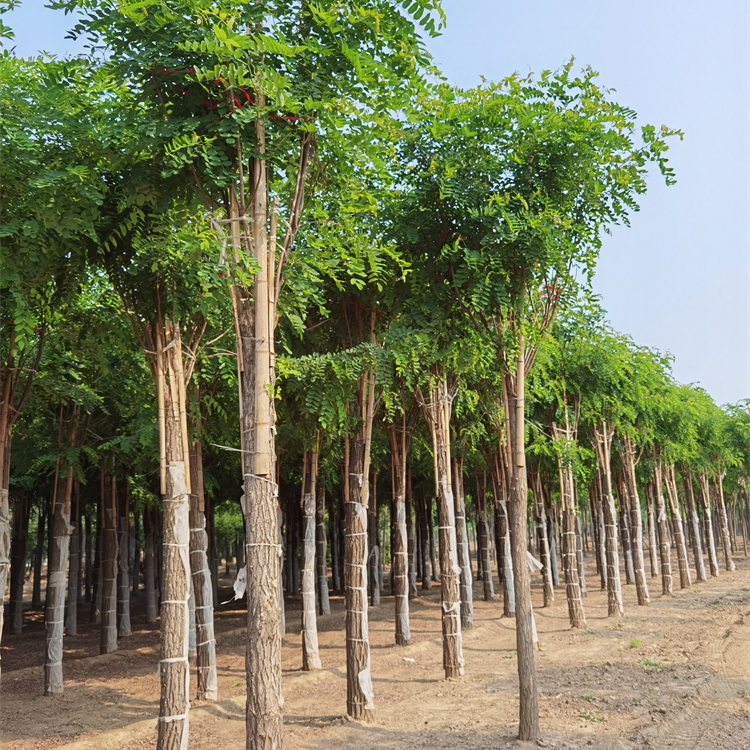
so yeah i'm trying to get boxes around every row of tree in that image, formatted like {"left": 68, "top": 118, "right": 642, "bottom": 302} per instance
{"left": 2, "top": 2, "right": 745, "bottom": 748}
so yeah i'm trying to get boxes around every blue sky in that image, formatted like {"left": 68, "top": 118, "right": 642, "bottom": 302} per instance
{"left": 4, "top": 1, "right": 749, "bottom": 405}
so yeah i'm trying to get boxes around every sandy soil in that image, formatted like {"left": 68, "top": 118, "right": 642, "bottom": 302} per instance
{"left": 2, "top": 556, "right": 749, "bottom": 750}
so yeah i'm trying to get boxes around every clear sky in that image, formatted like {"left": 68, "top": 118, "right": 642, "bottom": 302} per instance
{"left": 4, "top": 1, "right": 749, "bottom": 406}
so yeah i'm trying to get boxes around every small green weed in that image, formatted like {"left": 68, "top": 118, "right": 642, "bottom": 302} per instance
{"left": 640, "top": 658, "right": 670, "bottom": 672}
{"left": 505, "top": 651, "right": 516, "bottom": 659}
{"left": 581, "top": 694, "right": 595, "bottom": 703}
{"left": 629, "top": 638, "right": 642, "bottom": 649}
{"left": 584, "top": 628, "right": 595, "bottom": 635}
{"left": 579, "top": 710, "right": 602, "bottom": 722}
{"left": 230, "top": 679, "right": 242, "bottom": 689}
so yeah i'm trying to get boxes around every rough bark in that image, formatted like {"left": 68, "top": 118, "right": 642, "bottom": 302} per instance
{"left": 651, "top": 466, "right": 673, "bottom": 596}
{"left": 551, "top": 423, "right": 585, "bottom": 628}
{"left": 619, "top": 440, "right": 649, "bottom": 605}
{"left": 189, "top": 437, "right": 217, "bottom": 701}
{"left": 154, "top": 321, "right": 192, "bottom": 750}
{"left": 664, "top": 464, "right": 691, "bottom": 589}
{"left": 697, "top": 473, "right": 719, "bottom": 577}
{"left": 418, "top": 377, "right": 464, "bottom": 679}
{"left": 117, "top": 481, "right": 132, "bottom": 637}
{"left": 345, "top": 430, "right": 375, "bottom": 721}
{"left": 646, "top": 486, "right": 658, "bottom": 578}
{"left": 100, "top": 473, "right": 119, "bottom": 655}
{"left": 503, "top": 357, "right": 539, "bottom": 741}
{"left": 387, "top": 420, "right": 411, "bottom": 645}
{"left": 592, "top": 423, "right": 623, "bottom": 616}
{"left": 529, "top": 469, "right": 553, "bottom": 607}
{"left": 301, "top": 448, "right": 322, "bottom": 671}
{"left": 475, "top": 471, "right": 494, "bottom": 601}
{"left": 416, "top": 489, "right": 431, "bottom": 590}
{"left": 45, "top": 453, "right": 74, "bottom": 695}
{"left": 615, "top": 474, "right": 635, "bottom": 585}
{"left": 453, "top": 455, "right": 473, "bottom": 630}
{"left": 714, "top": 474, "right": 735, "bottom": 572}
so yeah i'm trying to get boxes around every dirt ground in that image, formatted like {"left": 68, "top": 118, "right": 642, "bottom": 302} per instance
{"left": 2, "top": 555, "right": 749, "bottom": 750}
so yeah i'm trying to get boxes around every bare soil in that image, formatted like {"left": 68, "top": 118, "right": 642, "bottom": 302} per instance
{"left": 2, "top": 556, "right": 749, "bottom": 750}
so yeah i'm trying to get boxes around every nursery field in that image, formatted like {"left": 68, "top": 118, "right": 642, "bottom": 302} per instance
{"left": 3, "top": 557, "right": 748, "bottom": 750}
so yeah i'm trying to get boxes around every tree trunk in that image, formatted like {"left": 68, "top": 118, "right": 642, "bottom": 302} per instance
{"left": 503, "top": 353, "right": 539, "bottom": 742}
{"left": 529, "top": 469, "right": 553, "bottom": 607}
{"left": 144, "top": 506, "right": 158, "bottom": 624}
{"left": 132, "top": 509, "right": 141, "bottom": 597}
{"left": 475, "top": 471, "right": 494, "bottom": 601}
{"left": 345, "top": 430, "right": 375, "bottom": 720}
{"left": 551, "top": 422, "right": 585, "bottom": 628}
{"left": 65, "top": 482, "right": 80, "bottom": 636}
{"left": 406, "top": 468, "right": 418, "bottom": 600}
{"left": 453, "top": 455, "right": 473, "bottom": 630}
{"left": 316, "top": 476, "right": 330, "bottom": 616}
{"left": 646, "top": 485, "right": 658, "bottom": 578}
{"left": 330, "top": 488, "right": 341, "bottom": 594}
{"left": 9, "top": 494, "right": 31, "bottom": 634}
{"left": 651, "top": 466, "right": 673, "bottom": 596}
{"left": 33, "top": 503, "right": 46, "bottom": 609}
{"left": 714, "top": 475, "right": 735, "bottom": 572}
{"left": 45, "top": 452, "right": 75, "bottom": 695}
{"left": 301, "top": 448, "right": 322, "bottom": 671}
{"left": 427, "top": 493, "right": 438, "bottom": 582}
{"left": 117, "top": 480, "right": 132, "bottom": 637}
{"left": 615, "top": 474, "right": 635, "bottom": 585}
{"left": 592, "top": 423, "right": 623, "bottom": 616}
{"left": 664, "top": 464, "right": 691, "bottom": 589}
{"left": 189, "top": 436, "right": 218, "bottom": 701}
{"left": 101, "top": 473, "right": 119, "bottom": 654}
{"left": 387, "top": 420, "right": 410, "bottom": 645}
{"left": 619, "top": 440, "right": 649, "bottom": 605}
{"left": 416, "top": 489, "right": 431, "bottom": 590}
{"left": 153, "top": 320, "right": 193, "bottom": 750}
{"left": 419, "top": 377, "right": 464, "bottom": 679}
{"left": 368, "top": 473, "right": 380, "bottom": 606}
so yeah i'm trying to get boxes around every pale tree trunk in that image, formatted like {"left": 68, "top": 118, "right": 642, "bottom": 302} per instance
{"left": 345, "top": 357, "right": 377, "bottom": 721}
{"left": 387, "top": 418, "right": 411, "bottom": 645}
{"left": 665, "top": 464, "right": 691, "bottom": 589}
{"left": 301, "top": 447, "right": 322, "bottom": 671}
{"left": 698, "top": 473, "right": 720, "bottom": 577}
{"left": 714, "top": 473, "right": 735, "bottom": 571}
{"left": 529, "top": 469, "right": 553, "bottom": 607}
{"left": 189, "top": 437, "right": 217, "bottom": 701}
{"left": 453, "top": 455, "right": 473, "bottom": 630}
{"left": 503, "top": 343, "right": 539, "bottom": 742}
{"left": 155, "top": 320, "right": 192, "bottom": 750}
{"left": 101, "top": 472, "right": 119, "bottom": 654}
{"left": 651, "top": 465, "right": 673, "bottom": 596}
{"left": 117, "top": 481, "right": 132, "bottom": 637}
{"left": 489, "top": 454, "right": 514, "bottom": 616}
{"left": 592, "top": 487, "right": 607, "bottom": 589}
{"left": 45, "top": 433, "right": 76, "bottom": 695}
{"left": 646, "top": 487, "right": 658, "bottom": 578}
{"left": 575, "top": 512, "right": 587, "bottom": 596}
{"left": 592, "top": 423, "right": 623, "bottom": 617}
{"left": 9, "top": 494, "right": 31, "bottom": 634}
{"left": 316, "top": 477, "right": 330, "bottom": 616}
{"left": 417, "top": 490, "right": 431, "bottom": 590}
{"left": 615, "top": 475, "right": 634, "bottom": 585}
{"left": 418, "top": 375, "right": 464, "bottom": 679}
{"left": 620, "top": 439, "right": 649, "bottom": 605}
{"left": 552, "top": 422, "right": 585, "bottom": 628}
{"left": 65, "top": 482, "right": 80, "bottom": 636}
{"left": 475, "top": 471, "right": 494, "bottom": 601}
